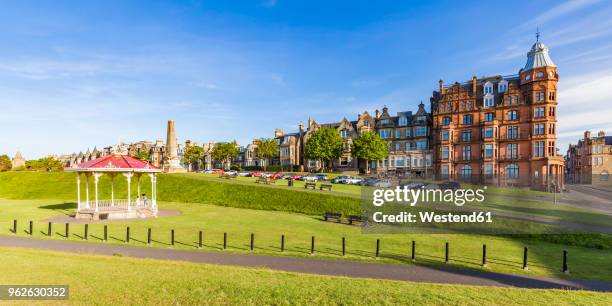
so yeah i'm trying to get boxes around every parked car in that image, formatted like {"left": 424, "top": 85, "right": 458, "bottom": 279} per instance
{"left": 249, "top": 171, "right": 265, "bottom": 177}
{"left": 225, "top": 170, "right": 237, "bottom": 176}
{"left": 301, "top": 174, "right": 319, "bottom": 182}
{"left": 205, "top": 169, "right": 224, "bottom": 174}
{"left": 344, "top": 177, "right": 363, "bottom": 185}
{"left": 331, "top": 175, "right": 350, "bottom": 184}
{"left": 286, "top": 174, "right": 303, "bottom": 180}
{"left": 237, "top": 171, "right": 251, "bottom": 177}
{"left": 360, "top": 178, "right": 391, "bottom": 187}
{"left": 269, "top": 173, "right": 284, "bottom": 179}
{"left": 315, "top": 174, "right": 328, "bottom": 181}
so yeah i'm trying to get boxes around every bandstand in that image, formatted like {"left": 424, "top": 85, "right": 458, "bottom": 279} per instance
{"left": 66, "top": 154, "right": 162, "bottom": 220}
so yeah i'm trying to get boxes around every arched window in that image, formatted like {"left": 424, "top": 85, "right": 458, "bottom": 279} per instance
{"left": 506, "top": 164, "right": 519, "bottom": 178}
{"left": 460, "top": 165, "right": 472, "bottom": 178}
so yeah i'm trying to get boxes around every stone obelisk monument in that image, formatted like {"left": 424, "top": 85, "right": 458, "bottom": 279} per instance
{"left": 162, "top": 120, "right": 186, "bottom": 173}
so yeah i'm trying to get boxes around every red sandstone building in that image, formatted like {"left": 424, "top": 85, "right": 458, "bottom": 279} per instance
{"left": 430, "top": 38, "right": 564, "bottom": 190}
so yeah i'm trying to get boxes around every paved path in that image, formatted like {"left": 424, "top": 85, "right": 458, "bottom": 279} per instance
{"left": 1, "top": 236, "right": 611, "bottom": 292}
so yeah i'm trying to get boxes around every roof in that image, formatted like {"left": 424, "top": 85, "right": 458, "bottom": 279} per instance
{"left": 66, "top": 154, "right": 161, "bottom": 173}
{"left": 606, "top": 136, "right": 612, "bottom": 146}
{"left": 524, "top": 41, "right": 556, "bottom": 70}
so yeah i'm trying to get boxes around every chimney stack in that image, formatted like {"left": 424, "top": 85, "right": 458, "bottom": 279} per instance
{"left": 375, "top": 109, "right": 380, "bottom": 119}
{"left": 584, "top": 130, "right": 591, "bottom": 139}
{"left": 598, "top": 130, "right": 606, "bottom": 137}
{"left": 472, "top": 76, "right": 478, "bottom": 95}
{"left": 439, "top": 79, "right": 444, "bottom": 94}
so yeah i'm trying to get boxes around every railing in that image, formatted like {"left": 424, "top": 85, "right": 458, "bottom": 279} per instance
{"left": 80, "top": 199, "right": 153, "bottom": 211}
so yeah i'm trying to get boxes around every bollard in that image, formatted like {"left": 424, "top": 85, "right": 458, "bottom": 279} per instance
{"left": 523, "top": 247, "right": 528, "bottom": 270}
{"left": 84, "top": 224, "right": 88, "bottom": 240}
{"left": 126, "top": 227, "right": 130, "bottom": 243}
{"left": 65, "top": 223, "right": 69, "bottom": 239}
{"left": 250, "top": 233, "right": 254, "bottom": 251}
{"left": 482, "top": 244, "right": 487, "bottom": 267}
{"left": 311, "top": 236, "right": 315, "bottom": 255}
{"left": 171, "top": 229, "right": 175, "bottom": 246}
{"left": 29, "top": 221, "right": 33, "bottom": 236}
{"left": 147, "top": 228, "right": 152, "bottom": 245}
{"left": 562, "top": 250, "right": 569, "bottom": 274}
{"left": 411, "top": 240, "right": 416, "bottom": 261}
{"left": 376, "top": 239, "right": 380, "bottom": 259}
{"left": 104, "top": 225, "right": 108, "bottom": 242}
{"left": 342, "top": 237, "right": 346, "bottom": 256}
{"left": 13, "top": 220, "right": 17, "bottom": 235}
{"left": 223, "top": 232, "right": 227, "bottom": 250}
{"left": 198, "top": 230, "right": 202, "bottom": 248}
{"left": 48, "top": 222, "right": 52, "bottom": 237}
{"left": 445, "top": 242, "right": 449, "bottom": 264}
{"left": 281, "top": 234, "right": 285, "bottom": 252}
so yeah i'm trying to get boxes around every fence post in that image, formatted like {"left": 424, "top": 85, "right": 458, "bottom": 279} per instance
{"left": 223, "top": 232, "right": 227, "bottom": 249}
{"left": 281, "top": 234, "right": 285, "bottom": 252}
{"left": 563, "top": 250, "right": 569, "bottom": 274}
{"left": 445, "top": 242, "right": 449, "bottom": 264}
{"left": 104, "top": 225, "right": 108, "bottom": 242}
{"left": 47, "top": 222, "right": 52, "bottom": 237}
{"left": 65, "top": 223, "right": 69, "bottom": 239}
{"left": 13, "top": 220, "right": 16, "bottom": 235}
{"left": 482, "top": 244, "right": 487, "bottom": 267}
{"left": 250, "top": 233, "right": 254, "bottom": 251}
{"left": 198, "top": 230, "right": 202, "bottom": 249}
{"left": 310, "top": 236, "right": 315, "bottom": 255}
{"left": 342, "top": 237, "right": 346, "bottom": 256}
{"left": 523, "top": 247, "right": 528, "bottom": 270}
{"left": 171, "top": 228, "right": 175, "bottom": 246}
{"left": 126, "top": 226, "right": 130, "bottom": 243}
{"left": 84, "top": 224, "right": 88, "bottom": 240}
{"left": 411, "top": 240, "right": 416, "bottom": 262}
{"left": 29, "top": 221, "right": 33, "bottom": 236}
{"left": 376, "top": 239, "right": 380, "bottom": 259}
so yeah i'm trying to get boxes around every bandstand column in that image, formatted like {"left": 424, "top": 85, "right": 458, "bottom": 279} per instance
{"left": 85, "top": 174, "right": 90, "bottom": 209}
{"left": 124, "top": 173, "right": 133, "bottom": 211}
{"left": 94, "top": 172, "right": 102, "bottom": 212}
{"left": 137, "top": 174, "right": 141, "bottom": 206}
{"left": 110, "top": 174, "right": 115, "bottom": 207}
{"left": 76, "top": 173, "right": 81, "bottom": 210}
{"left": 149, "top": 173, "right": 157, "bottom": 209}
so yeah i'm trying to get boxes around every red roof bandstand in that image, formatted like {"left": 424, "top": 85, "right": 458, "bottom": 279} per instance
{"left": 66, "top": 154, "right": 161, "bottom": 220}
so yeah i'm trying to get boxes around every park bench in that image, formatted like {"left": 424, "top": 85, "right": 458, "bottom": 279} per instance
{"left": 348, "top": 215, "right": 368, "bottom": 225}
{"left": 304, "top": 182, "right": 316, "bottom": 190}
{"left": 319, "top": 184, "right": 332, "bottom": 191}
{"left": 220, "top": 174, "right": 237, "bottom": 179}
{"left": 324, "top": 212, "right": 342, "bottom": 223}
{"left": 256, "top": 177, "right": 273, "bottom": 184}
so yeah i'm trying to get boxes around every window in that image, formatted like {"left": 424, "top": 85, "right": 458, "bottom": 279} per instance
{"left": 463, "top": 114, "right": 472, "bottom": 125}
{"left": 549, "top": 91, "right": 555, "bottom": 101}
{"left": 536, "top": 92, "right": 545, "bottom": 102}
{"left": 534, "top": 141, "right": 545, "bottom": 157}
{"left": 507, "top": 143, "right": 518, "bottom": 159}
{"left": 441, "top": 103, "right": 446, "bottom": 112}
{"left": 534, "top": 107, "right": 545, "bottom": 118}
{"left": 468, "top": 101, "right": 472, "bottom": 109}
{"left": 441, "top": 147, "right": 449, "bottom": 159}
{"left": 507, "top": 96, "right": 512, "bottom": 105}
{"left": 443, "top": 116, "right": 451, "bottom": 125}
{"left": 484, "top": 144, "right": 493, "bottom": 158}
{"left": 507, "top": 110, "right": 518, "bottom": 121}
{"left": 484, "top": 97, "right": 494, "bottom": 107}
{"left": 498, "top": 81, "right": 508, "bottom": 93}
{"left": 405, "top": 128, "right": 411, "bottom": 137}
{"left": 484, "top": 82, "right": 493, "bottom": 94}
{"left": 506, "top": 164, "right": 519, "bottom": 178}
{"left": 483, "top": 127, "right": 493, "bottom": 138}
{"left": 460, "top": 165, "right": 472, "bottom": 178}
{"left": 380, "top": 119, "right": 390, "bottom": 125}
{"left": 484, "top": 164, "right": 494, "bottom": 176}
{"left": 549, "top": 107, "right": 555, "bottom": 117}
{"left": 484, "top": 112, "right": 494, "bottom": 122}
{"left": 395, "top": 130, "right": 400, "bottom": 139}
{"left": 399, "top": 116, "right": 408, "bottom": 126}
{"left": 379, "top": 129, "right": 390, "bottom": 139}
{"left": 364, "top": 120, "right": 370, "bottom": 127}
{"left": 461, "top": 101, "right": 466, "bottom": 110}
{"left": 415, "top": 126, "right": 427, "bottom": 137}
{"left": 462, "top": 145, "right": 471, "bottom": 161}
{"left": 548, "top": 123, "right": 555, "bottom": 134}
{"left": 395, "top": 142, "right": 401, "bottom": 151}
{"left": 462, "top": 130, "right": 472, "bottom": 142}
{"left": 534, "top": 123, "right": 545, "bottom": 135}
{"left": 416, "top": 140, "right": 428, "bottom": 150}
{"left": 441, "top": 165, "right": 449, "bottom": 178}
{"left": 601, "top": 171, "right": 609, "bottom": 181}
{"left": 340, "top": 130, "right": 350, "bottom": 138}
{"left": 507, "top": 126, "right": 518, "bottom": 139}
{"left": 395, "top": 157, "right": 405, "bottom": 167}
{"left": 405, "top": 142, "right": 412, "bottom": 150}
{"left": 441, "top": 130, "right": 449, "bottom": 141}
{"left": 514, "top": 96, "right": 519, "bottom": 104}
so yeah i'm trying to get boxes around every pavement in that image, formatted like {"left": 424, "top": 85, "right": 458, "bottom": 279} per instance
{"left": 1, "top": 235, "right": 611, "bottom": 292}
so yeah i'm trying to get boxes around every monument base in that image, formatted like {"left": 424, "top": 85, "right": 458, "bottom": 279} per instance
{"left": 163, "top": 158, "right": 187, "bottom": 173}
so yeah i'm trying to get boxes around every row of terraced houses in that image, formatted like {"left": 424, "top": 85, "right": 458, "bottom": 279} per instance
{"left": 274, "top": 38, "right": 564, "bottom": 190}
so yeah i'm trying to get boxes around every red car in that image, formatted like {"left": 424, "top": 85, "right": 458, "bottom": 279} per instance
{"left": 287, "top": 174, "right": 302, "bottom": 180}
{"left": 269, "top": 173, "right": 284, "bottom": 179}
{"left": 210, "top": 169, "right": 224, "bottom": 174}
{"left": 250, "top": 171, "right": 265, "bottom": 177}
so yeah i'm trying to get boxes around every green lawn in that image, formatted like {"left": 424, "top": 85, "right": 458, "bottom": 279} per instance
{"left": 2, "top": 199, "right": 611, "bottom": 282}
{"left": 0, "top": 247, "right": 609, "bottom": 305}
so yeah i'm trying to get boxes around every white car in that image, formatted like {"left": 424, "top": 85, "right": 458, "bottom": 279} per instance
{"left": 345, "top": 177, "right": 363, "bottom": 185}
{"left": 302, "top": 174, "right": 319, "bottom": 182}
{"left": 237, "top": 171, "right": 250, "bottom": 177}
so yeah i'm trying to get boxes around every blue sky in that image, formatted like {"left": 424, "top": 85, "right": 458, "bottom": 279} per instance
{"left": 1, "top": 0, "right": 611, "bottom": 158}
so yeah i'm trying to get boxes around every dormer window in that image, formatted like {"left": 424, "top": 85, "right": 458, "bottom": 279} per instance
{"left": 484, "top": 81, "right": 493, "bottom": 94}
{"left": 484, "top": 97, "right": 494, "bottom": 107}
{"left": 399, "top": 116, "right": 408, "bottom": 126}
{"left": 380, "top": 119, "right": 390, "bottom": 125}
{"left": 498, "top": 80, "right": 508, "bottom": 93}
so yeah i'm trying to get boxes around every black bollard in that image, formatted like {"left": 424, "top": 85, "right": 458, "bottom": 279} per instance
{"left": 411, "top": 240, "right": 416, "bottom": 261}
{"left": 171, "top": 228, "right": 175, "bottom": 246}
{"left": 250, "top": 233, "right": 254, "bottom": 251}
{"left": 13, "top": 219, "right": 17, "bottom": 235}
{"left": 223, "top": 232, "right": 227, "bottom": 250}
{"left": 104, "top": 225, "right": 108, "bottom": 242}
{"left": 84, "top": 224, "right": 88, "bottom": 240}
{"left": 342, "top": 237, "right": 346, "bottom": 256}
{"left": 281, "top": 234, "right": 285, "bottom": 252}
{"left": 198, "top": 230, "right": 202, "bottom": 249}
{"left": 523, "top": 247, "right": 528, "bottom": 270}
{"left": 126, "top": 227, "right": 130, "bottom": 243}
{"left": 445, "top": 242, "right": 449, "bottom": 264}
{"left": 563, "top": 250, "right": 569, "bottom": 274}
{"left": 147, "top": 228, "right": 152, "bottom": 245}
{"left": 482, "top": 244, "right": 487, "bottom": 267}
{"left": 376, "top": 239, "right": 380, "bottom": 259}
{"left": 65, "top": 223, "right": 69, "bottom": 239}
{"left": 29, "top": 221, "right": 33, "bottom": 236}
{"left": 311, "top": 236, "right": 315, "bottom": 255}
{"left": 48, "top": 222, "right": 52, "bottom": 237}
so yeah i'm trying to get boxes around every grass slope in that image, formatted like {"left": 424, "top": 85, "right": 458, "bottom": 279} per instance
{"left": 0, "top": 247, "right": 609, "bottom": 305}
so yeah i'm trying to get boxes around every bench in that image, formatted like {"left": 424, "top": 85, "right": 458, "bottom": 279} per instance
{"left": 319, "top": 184, "right": 332, "bottom": 191}
{"left": 220, "top": 174, "right": 237, "bottom": 179}
{"left": 348, "top": 215, "right": 368, "bottom": 225}
{"left": 304, "top": 182, "right": 316, "bottom": 190}
{"left": 256, "top": 177, "right": 273, "bottom": 184}
{"left": 324, "top": 212, "right": 342, "bottom": 223}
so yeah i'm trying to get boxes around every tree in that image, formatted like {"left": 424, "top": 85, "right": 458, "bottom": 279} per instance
{"left": 351, "top": 131, "right": 388, "bottom": 174}
{"left": 24, "top": 157, "right": 65, "bottom": 172}
{"left": 181, "top": 145, "right": 205, "bottom": 172}
{"left": 133, "top": 150, "right": 150, "bottom": 162}
{"left": 304, "top": 127, "right": 343, "bottom": 172}
{"left": 212, "top": 142, "right": 239, "bottom": 170}
{"left": 254, "top": 138, "right": 279, "bottom": 171}
{"left": 0, "top": 155, "right": 11, "bottom": 172}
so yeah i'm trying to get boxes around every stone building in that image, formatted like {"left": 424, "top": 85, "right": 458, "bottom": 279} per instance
{"left": 565, "top": 131, "right": 612, "bottom": 184}
{"left": 430, "top": 38, "right": 564, "bottom": 190}
{"left": 11, "top": 151, "right": 26, "bottom": 169}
